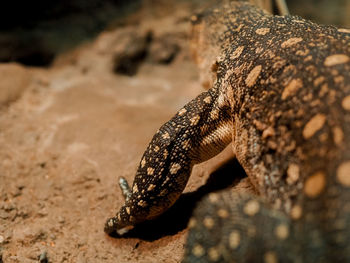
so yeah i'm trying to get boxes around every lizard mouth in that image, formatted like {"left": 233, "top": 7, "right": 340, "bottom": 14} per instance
{"left": 104, "top": 217, "right": 135, "bottom": 236}
{"left": 116, "top": 225, "right": 135, "bottom": 236}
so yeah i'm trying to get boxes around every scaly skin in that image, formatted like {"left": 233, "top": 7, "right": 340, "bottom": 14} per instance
{"left": 105, "top": 2, "right": 350, "bottom": 261}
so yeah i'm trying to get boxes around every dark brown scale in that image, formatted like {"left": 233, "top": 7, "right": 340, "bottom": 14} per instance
{"left": 184, "top": 2, "right": 350, "bottom": 262}
{"left": 105, "top": 1, "right": 350, "bottom": 262}
{"left": 104, "top": 88, "right": 232, "bottom": 234}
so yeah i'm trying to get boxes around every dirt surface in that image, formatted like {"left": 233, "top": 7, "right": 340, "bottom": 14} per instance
{"left": 0, "top": 2, "right": 256, "bottom": 262}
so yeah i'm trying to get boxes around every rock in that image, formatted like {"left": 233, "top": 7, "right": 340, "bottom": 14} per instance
{"left": 12, "top": 226, "right": 47, "bottom": 244}
{"left": 0, "top": 63, "right": 32, "bottom": 107}
{"left": 58, "top": 216, "right": 65, "bottom": 224}
{"left": 0, "top": 211, "right": 9, "bottom": 220}
{"left": 37, "top": 208, "right": 48, "bottom": 217}
{"left": 148, "top": 34, "right": 180, "bottom": 64}
{"left": 113, "top": 30, "right": 152, "bottom": 76}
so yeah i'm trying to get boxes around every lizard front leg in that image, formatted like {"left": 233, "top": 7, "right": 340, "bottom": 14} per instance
{"left": 104, "top": 86, "right": 233, "bottom": 235}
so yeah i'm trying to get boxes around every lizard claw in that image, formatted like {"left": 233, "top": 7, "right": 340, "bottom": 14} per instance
{"left": 119, "top": 176, "right": 132, "bottom": 201}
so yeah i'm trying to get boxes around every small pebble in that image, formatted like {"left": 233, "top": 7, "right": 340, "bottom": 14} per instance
{"left": 38, "top": 209, "right": 48, "bottom": 217}
{"left": 58, "top": 216, "right": 65, "bottom": 224}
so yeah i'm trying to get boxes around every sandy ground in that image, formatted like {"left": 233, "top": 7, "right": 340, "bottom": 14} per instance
{"left": 0, "top": 3, "right": 255, "bottom": 262}
{"left": 1, "top": 1, "right": 349, "bottom": 262}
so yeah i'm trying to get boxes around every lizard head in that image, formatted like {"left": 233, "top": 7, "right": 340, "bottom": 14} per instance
{"left": 104, "top": 205, "right": 135, "bottom": 235}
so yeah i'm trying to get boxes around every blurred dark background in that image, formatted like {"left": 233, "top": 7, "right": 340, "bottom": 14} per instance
{"left": 0, "top": 0, "right": 141, "bottom": 66}
{"left": 0, "top": 0, "right": 348, "bottom": 67}
{"left": 288, "top": 0, "right": 350, "bottom": 28}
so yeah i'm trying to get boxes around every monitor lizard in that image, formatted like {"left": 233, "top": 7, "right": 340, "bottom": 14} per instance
{"left": 104, "top": 1, "right": 350, "bottom": 262}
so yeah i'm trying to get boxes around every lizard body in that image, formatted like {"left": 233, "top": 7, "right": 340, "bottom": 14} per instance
{"left": 105, "top": 2, "right": 350, "bottom": 261}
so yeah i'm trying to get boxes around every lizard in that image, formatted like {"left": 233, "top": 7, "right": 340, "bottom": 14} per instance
{"left": 104, "top": 1, "right": 350, "bottom": 262}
